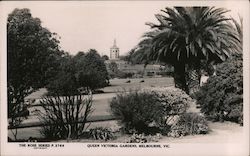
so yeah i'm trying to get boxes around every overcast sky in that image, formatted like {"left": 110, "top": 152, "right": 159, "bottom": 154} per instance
{"left": 1, "top": 1, "right": 247, "bottom": 56}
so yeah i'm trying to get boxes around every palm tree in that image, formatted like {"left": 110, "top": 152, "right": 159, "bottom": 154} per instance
{"left": 125, "top": 30, "right": 157, "bottom": 65}
{"left": 231, "top": 15, "right": 243, "bottom": 58}
{"left": 135, "top": 7, "right": 241, "bottom": 93}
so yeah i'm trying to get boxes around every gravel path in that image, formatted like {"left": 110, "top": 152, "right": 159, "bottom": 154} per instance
{"left": 159, "top": 121, "right": 244, "bottom": 143}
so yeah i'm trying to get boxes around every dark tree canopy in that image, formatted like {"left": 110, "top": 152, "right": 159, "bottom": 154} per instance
{"left": 101, "top": 55, "right": 109, "bottom": 60}
{"left": 47, "top": 49, "right": 109, "bottom": 95}
{"left": 46, "top": 55, "right": 78, "bottom": 96}
{"left": 75, "top": 49, "right": 109, "bottom": 90}
{"left": 7, "top": 8, "right": 61, "bottom": 118}
{"left": 8, "top": 8, "right": 61, "bottom": 89}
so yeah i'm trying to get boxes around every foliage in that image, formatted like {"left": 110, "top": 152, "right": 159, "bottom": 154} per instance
{"left": 88, "top": 127, "right": 115, "bottom": 141}
{"left": 124, "top": 48, "right": 151, "bottom": 65}
{"left": 107, "top": 61, "right": 135, "bottom": 79}
{"left": 145, "top": 87, "right": 192, "bottom": 115}
{"left": 7, "top": 8, "right": 61, "bottom": 140}
{"left": 168, "top": 113, "right": 209, "bottom": 137}
{"left": 74, "top": 49, "right": 110, "bottom": 90}
{"left": 147, "top": 7, "right": 241, "bottom": 63}
{"left": 127, "top": 133, "right": 147, "bottom": 143}
{"left": 108, "top": 61, "right": 119, "bottom": 73}
{"left": 38, "top": 94, "right": 93, "bottom": 140}
{"left": 126, "top": 133, "right": 162, "bottom": 143}
{"left": 40, "top": 50, "right": 107, "bottom": 140}
{"left": 144, "top": 87, "right": 193, "bottom": 135}
{"left": 107, "top": 61, "right": 119, "bottom": 78}
{"left": 195, "top": 57, "right": 243, "bottom": 124}
{"left": 101, "top": 55, "right": 109, "bottom": 60}
{"left": 46, "top": 56, "right": 78, "bottom": 96}
{"left": 47, "top": 49, "right": 109, "bottom": 95}
{"left": 7, "top": 8, "right": 61, "bottom": 97}
{"left": 109, "top": 70, "right": 134, "bottom": 79}
{"left": 116, "top": 71, "right": 133, "bottom": 79}
{"left": 132, "top": 7, "right": 241, "bottom": 93}
{"left": 110, "top": 90, "right": 165, "bottom": 134}
{"left": 110, "top": 88, "right": 193, "bottom": 135}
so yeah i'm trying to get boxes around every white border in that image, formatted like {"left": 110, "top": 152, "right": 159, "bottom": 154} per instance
{"left": 0, "top": 1, "right": 249, "bottom": 156}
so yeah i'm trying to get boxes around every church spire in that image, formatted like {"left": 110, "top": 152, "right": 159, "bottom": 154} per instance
{"left": 113, "top": 39, "right": 116, "bottom": 47}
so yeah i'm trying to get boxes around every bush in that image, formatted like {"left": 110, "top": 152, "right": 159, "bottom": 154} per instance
{"left": 168, "top": 113, "right": 209, "bottom": 137}
{"left": 116, "top": 71, "right": 134, "bottom": 79}
{"left": 195, "top": 58, "right": 243, "bottom": 124}
{"left": 146, "top": 87, "right": 194, "bottom": 135}
{"left": 38, "top": 94, "right": 93, "bottom": 140}
{"left": 110, "top": 87, "right": 193, "bottom": 135}
{"left": 88, "top": 127, "right": 115, "bottom": 141}
{"left": 127, "top": 133, "right": 147, "bottom": 143}
{"left": 144, "top": 87, "right": 192, "bottom": 116}
{"left": 126, "top": 133, "right": 162, "bottom": 143}
{"left": 110, "top": 90, "right": 165, "bottom": 134}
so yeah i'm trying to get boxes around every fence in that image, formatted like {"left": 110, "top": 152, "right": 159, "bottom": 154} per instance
{"left": 8, "top": 115, "right": 120, "bottom": 129}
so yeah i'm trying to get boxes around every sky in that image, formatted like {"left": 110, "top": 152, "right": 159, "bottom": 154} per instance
{"left": 0, "top": 1, "right": 247, "bottom": 56}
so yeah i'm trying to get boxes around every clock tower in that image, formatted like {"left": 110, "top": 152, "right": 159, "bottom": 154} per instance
{"left": 110, "top": 39, "right": 119, "bottom": 60}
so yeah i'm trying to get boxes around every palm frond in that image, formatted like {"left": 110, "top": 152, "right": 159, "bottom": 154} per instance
{"left": 133, "top": 6, "right": 242, "bottom": 65}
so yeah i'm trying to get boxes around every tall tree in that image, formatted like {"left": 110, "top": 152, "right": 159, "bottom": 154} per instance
{"left": 135, "top": 7, "right": 241, "bottom": 93}
{"left": 47, "top": 49, "right": 110, "bottom": 95}
{"left": 7, "top": 8, "right": 61, "bottom": 139}
{"left": 75, "top": 49, "right": 109, "bottom": 91}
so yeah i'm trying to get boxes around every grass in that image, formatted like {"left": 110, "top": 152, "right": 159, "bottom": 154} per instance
{"left": 10, "top": 77, "right": 174, "bottom": 140}
{"left": 103, "top": 77, "right": 174, "bottom": 93}
{"left": 10, "top": 77, "right": 243, "bottom": 145}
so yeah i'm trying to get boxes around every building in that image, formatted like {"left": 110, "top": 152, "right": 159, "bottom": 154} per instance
{"left": 105, "top": 39, "right": 173, "bottom": 77}
{"left": 110, "top": 39, "right": 119, "bottom": 60}
{"left": 105, "top": 39, "right": 127, "bottom": 69}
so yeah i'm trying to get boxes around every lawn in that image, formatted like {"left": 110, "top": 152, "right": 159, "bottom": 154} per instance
{"left": 8, "top": 76, "right": 244, "bottom": 146}
{"left": 9, "top": 77, "right": 174, "bottom": 140}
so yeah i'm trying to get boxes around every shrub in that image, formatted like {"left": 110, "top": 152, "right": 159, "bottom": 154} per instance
{"left": 126, "top": 133, "right": 162, "bottom": 143}
{"left": 195, "top": 58, "right": 243, "bottom": 124}
{"left": 110, "top": 87, "right": 193, "bottom": 135}
{"left": 127, "top": 133, "right": 147, "bottom": 143}
{"left": 145, "top": 87, "right": 194, "bottom": 135}
{"left": 38, "top": 94, "right": 93, "bottom": 140}
{"left": 88, "top": 127, "right": 115, "bottom": 141}
{"left": 110, "top": 90, "right": 165, "bottom": 134}
{"left": 168, "top": 113, "right": 209, "bottom": 137}
{"left": 144, "top": 87, "right": 192, "bottom": 116}
{"left": 116, "top": 71, "right": 134, "bottom": 79}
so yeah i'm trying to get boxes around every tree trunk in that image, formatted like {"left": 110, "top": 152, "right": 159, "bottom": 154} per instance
{"left": 173, "top": 63, "right": 189, "bottom": 94}
{"left": 186, "top": 66, "right": 201, "bottom": 95}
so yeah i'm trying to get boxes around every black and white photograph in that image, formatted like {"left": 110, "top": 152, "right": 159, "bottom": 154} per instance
{"left": 0, "top": 1, "right": 249, "bottom": 156}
